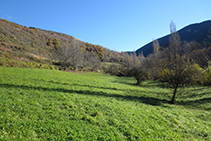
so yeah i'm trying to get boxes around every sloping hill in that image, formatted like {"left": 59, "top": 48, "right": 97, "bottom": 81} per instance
{"left": 0, "top": 19, "right": 119, "bottom": 64}
{"left": 134, "top": 20, "right": 211, "bottom": 57}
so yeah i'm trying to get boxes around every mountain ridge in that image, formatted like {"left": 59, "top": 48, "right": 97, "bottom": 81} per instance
{"left": 131, "top": 20, "right": 211, "bottom": 57}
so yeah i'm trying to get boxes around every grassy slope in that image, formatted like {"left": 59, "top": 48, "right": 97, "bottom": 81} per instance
{"left": 0, "top": 67, "right": 211, "bottom": 140}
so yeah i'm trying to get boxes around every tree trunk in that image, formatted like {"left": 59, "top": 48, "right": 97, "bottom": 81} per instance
{"left": 136, "top": 79, "right": 141, "bottom": 85}
{"left": 170, "top": 84, "right": 178, "bottom": 104}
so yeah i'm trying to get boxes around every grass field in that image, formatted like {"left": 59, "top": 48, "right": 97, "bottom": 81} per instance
{"left": 0, "top": 67, "right": 211, "bottom": 140}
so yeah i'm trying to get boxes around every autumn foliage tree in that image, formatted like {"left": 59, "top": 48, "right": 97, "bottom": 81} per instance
{"left": 46, "top": 38, "right": 52, "bottom": 46}
{"left": 159, "top": 21, "right": 198, "bottom": 104}
{"left": 53, "top": 38, "right": 60, "bottom": 49}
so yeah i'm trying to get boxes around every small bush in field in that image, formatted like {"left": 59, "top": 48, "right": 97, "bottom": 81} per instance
{"left": 186, "top": 63, "right": 204, "bottom": 85}
{"left": 203, "top": 66, "right": 211, "bottom": 86}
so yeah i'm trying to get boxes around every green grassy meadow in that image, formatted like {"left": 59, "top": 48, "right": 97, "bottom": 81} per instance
{"left": 0, "top": 67, "right": 211, "bottom": 140}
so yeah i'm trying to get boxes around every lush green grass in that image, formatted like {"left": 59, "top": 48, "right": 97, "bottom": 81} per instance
{"left": 0, "top": 67, "right": 211, "bottom": 140}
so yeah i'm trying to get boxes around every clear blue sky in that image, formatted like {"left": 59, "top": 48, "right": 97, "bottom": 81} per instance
{"left": 1, "top": 0, "right": 211, "bottom": 52}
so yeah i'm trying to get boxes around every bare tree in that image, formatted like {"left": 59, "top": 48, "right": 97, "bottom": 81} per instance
{"left": 121, "top": 52, "right": 144, "bottom": 71}
{"left": 121, "top": 53, "right": 132, "bottom": 70}
{"left": 128, "top": 59, "right": 148, "bottom": 85}
{"left": 53, "top": 45, "right": 83, "bottom": 70}
{"left": 147, "top": 39, "right": 162, "bottom": 80}
{"left": 69, "top": 46, "right": 83, "bottom": 70}
{"left": 83, "top": 52, "right": 101, "bottom": 71}
{"left": 170, "top": 20, "right": 176, "bottom": 33}
{"left": 125, "top": 52, "right": 147, "bottom": 85}
{"left": 190, "top": 46, "right": 211, "bottom": 67}
{"left": 153, "top": 39, "right": 160, "bottom": 53}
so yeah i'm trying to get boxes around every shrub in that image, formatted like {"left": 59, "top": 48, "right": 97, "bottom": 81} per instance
{"left": 159, "top": 68, "right": 171, "bottom": 82}
{"left": 53, "top": 38, "right": 60, "bottom": 49}
{"left": 203, "top": 72, "right": 211, "bottom": 86}
{"left": 186, "top": 64, "right": 204, "bottom": 85}
{"left": 46, "top": 38, "right": 52, "bottom": 46}
{"left": 103, "top": 63, "right": 120, "bottom": 76}
{"left": 203, "top": 62, "right": 211, "bottom": 86}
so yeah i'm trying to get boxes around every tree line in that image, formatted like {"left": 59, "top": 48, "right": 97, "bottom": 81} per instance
{"left": 50, "top": 21, "right": 211, "bottom": 104}
{"left": 118, "top": 21, "right": 211, "bottom": 104}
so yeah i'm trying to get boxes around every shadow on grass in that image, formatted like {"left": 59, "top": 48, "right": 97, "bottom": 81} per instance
{"left": 177, "top": 97, "right": 211, "bottom": 110}
{"left": 35, "top": 79, "right": 146, "bottom": 93}
{"left": 110, "top": 78, "right": 211, "bottom": 110}
{"left": 112, "top": 81, "right": 136, "bottom": 86}
{"left": 113, "top": 79, "right": 167, "bottom": 89}
{"left": 180, "top": 92, "right": 211, "bottom": 99}
{"left": 179, "top": 87, "right": 211, "bottom": 99}
{"left": 38, "top": 79, "right": 127, "bottom": 91}
{"left": 0, "top": 83, "right": 169, "bottom": 107}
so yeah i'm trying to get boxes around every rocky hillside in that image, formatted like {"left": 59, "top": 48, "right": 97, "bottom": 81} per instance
{"left": 0, "top": 18, "right": 120, "bottom": 65}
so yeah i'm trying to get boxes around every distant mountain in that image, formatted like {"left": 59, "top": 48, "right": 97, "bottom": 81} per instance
{"left": 133, "top": 20, "right": 211, "bottom": 57}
